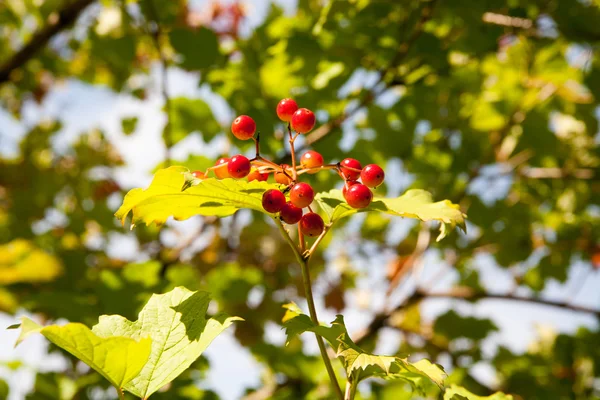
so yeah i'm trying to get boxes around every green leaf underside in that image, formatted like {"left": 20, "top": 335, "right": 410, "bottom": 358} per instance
{"left": 115, "top": 166, "right": 283, "bottom": 227}
{"left": 315, "top": 189, "right": 466, "bottom": 241}
{"left": 282, "top": 303, "right": 445, "bottom": 392}
{"left": 92, "top": 287, "right": 242, "bottom": 399}
{"left": 444, "top": 384, "right": 514, "bottom": 400}
{"left": 13, "top": 317, "right": 151, "bottom": 389}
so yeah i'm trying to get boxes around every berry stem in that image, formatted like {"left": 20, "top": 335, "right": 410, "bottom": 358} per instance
{"left": 275, "top": 219, "right": 343, "bottom": 400}
{"left": 253, "top": 132, "right": 261, "bottom": 157}
{"left": 287, "top": 123, "right": 299, "bottom": 182}
{"left": 298, "top": 224, "right": 306, "bottom": 253}
{"left": 305, "top": 224, "right": 331, "bottom": 261}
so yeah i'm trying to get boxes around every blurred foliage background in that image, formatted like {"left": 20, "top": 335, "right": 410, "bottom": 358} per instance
{"left": 1, "top": 0, "right": 600, "bottom": 399}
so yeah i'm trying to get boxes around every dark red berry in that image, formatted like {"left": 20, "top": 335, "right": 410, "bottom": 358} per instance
{"left": 280, "top": 202, "right": 303, "bottom": 224}
{"left": 344, "top": 183, "right": 373, "bottom": 209}
{"left": 299, "top": 213, "right": 324, "bottom": 237}
{"left": 231, "top": 115, "right": 256, "bottom": 140}
{"left": 214, "top": 157, "right": 230, "bottom": 179}
{"left": 342, "top": 180, "right": 360, "bottom": 197}
{"left": 191, "top": 171, "right": 206, "bottom": 179}
{"left": 291, "top": 108, "right": 316, "bottom": 134}
{"left": 262, "top": 189, "right": 286, "bottom": 213}
{"left": 340, "top": 158, "right": 362, "bottom": 181}
{"left": 360, "top": 164, "right": 385, "bottom": 188}
{"left": 275, "top": 164, "right": 293, "bottom": 185}
{"left": 227, "top": 154, "right": 251, "bottom": 178}
{"left": 289, "top": 182, "right": 314, "bottom": 208}
{"left": 248, "top": 169, "right": 269, "bottom": 182}
{"left": 300, "top": 150, "right": 324, "bottom": 172}
{"left": 276, "top": 98, "right": 299, "bottom": 122}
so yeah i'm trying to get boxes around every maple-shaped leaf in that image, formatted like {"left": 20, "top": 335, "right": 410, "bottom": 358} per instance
{"left": 315, "top": 189, "right": 466, "bottom": 241}
{"left": 115, "top": 166, "right": 283, "bottom": 227}
{"left": 92, "top": 287, "right": 242, "bottom": 399}
{"left": 281, "top": 303, "right": 445, "bottom": 393}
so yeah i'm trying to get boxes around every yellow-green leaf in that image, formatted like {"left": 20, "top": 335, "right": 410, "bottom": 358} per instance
{"left": 0, "top": 239, "right": 63, "bottom": 284}
{"left": 92, "top": 287, "right": 242, "bottom": 399}
{"left": 315, "top": 189, "right": 466, "bottom": 241}
{"left": 12, "top": 317, "right": 151, "bottom": 390}
{"left": 115, "top": 166, "right": 282, "bottom": 227}
{"left": 444, "top": 384, "right": 513, "bottom": 400}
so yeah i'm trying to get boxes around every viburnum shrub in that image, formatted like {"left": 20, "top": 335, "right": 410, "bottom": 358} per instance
{"left": 10, "top": 99, "right": 507, "bottom": 400}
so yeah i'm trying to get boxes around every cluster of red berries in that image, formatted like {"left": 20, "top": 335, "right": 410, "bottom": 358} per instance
{"left": 190, "top": 98, "right": 385, "bottom": 238}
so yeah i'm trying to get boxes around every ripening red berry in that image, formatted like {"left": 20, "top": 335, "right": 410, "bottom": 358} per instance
{"left": 231, "top": 115, "right": 256, "bottom": 140}
{"left": 262, "top": 189, "right": 286, "bottom": 213}
{"left": 191, "top": 171, "right": 206, "bottom": 179}
{"left": 291, "top": 108, "right": 316, "bottom": 134}
{"left": 214, "top": 157, "right": 230, "bottom": 179}
{"left": 344, "top": 183, "right": 373, "bottom": 209}
{"left": 342, "top": 180, "right": 360, "bottom": 197}
{"left": 289, "top": 182, "right": 314, "bottom": 208}
{"left": 360, "top": 164, "right": 385, "bottom": 188}
{"left": 248, "top": 169, "right": 269, "bottom": 182}
{"left": 280, "top": 202, "right": 303, "bottom": 224}
{"left": 227, "top": 154, "right": 251, "bottom": 178}
{"left": 299, "top": 213, "right": 324, "bottom": 237}
{"left": 300, "top": 150, "right": 324, "bottom": 172}
{"left": 275, "top": 164, "right": 293, "bottom": 185}
{"left": 340, "top": 158, "right": 362, "bottom": 181}
{"left": 276, "top": 98, "right": 299, "bottom": 122}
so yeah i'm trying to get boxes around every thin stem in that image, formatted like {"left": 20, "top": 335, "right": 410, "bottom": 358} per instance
{"left": 275, "top": 219, "right": 343, "bottom": 400}
{"left": 117, "top": 388, "right": 125, "bottom": 400}
{"left": 298, "top": 224, "right": 306, "bottom": 253}
{"left": 305, "top": 224, "right": 331, "bottom": 260}
{"left": 287, "top": 123, "right": 299, "bottom": 182}
{"left": 344, "top": 377, "right": 357, "bottom": 400}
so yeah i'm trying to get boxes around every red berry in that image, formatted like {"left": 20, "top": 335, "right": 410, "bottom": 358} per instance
{"left": 300, "top": 150, "right": 324, "bottom": 172}
{"left": 276, "top": 98, "right": 299, "bottom": 122}
{"left": 262, "top": 189, "right": 286, "bottom": 213}
{"left": 227, "top": 154, "right": 251, "bottom": 178}
{"left": 340, "top": 158, "right": 362, "bottom": 180}
{"left": 344, "top": 184, "right": 372, "bottom": 209}
{"left": 291, "top": 108, "right": 316, "bottom": 134}
{"left": 214, "top": 157, "right": 230, "bottom": 179}
{"left": 342, "top": 180, "right": 360, "bottom": 197}
{"left": 248, "top": 169, "right": 269, "bottom": 182}
{"left": 280, "top": 202, "right": 303, "bottom": 224}
{"left": 299, "top": 213, "right": 324, "bottom": 237}
{"left": 360, "top": 164, "right": 385, "bottom": 188}
{"left": 191, "top": 171, "right": 206, "bottom": 179}
{"left": 275, "top": 164, "right": 293, "bottom": 185}
{"left": 289, "top": 182, "right": 314, "bottom": 208}
{"left": 231, "top": 115, "right": 256, "bottom": 140}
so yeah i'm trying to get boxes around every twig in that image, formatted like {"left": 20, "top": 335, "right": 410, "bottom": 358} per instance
{"left": 0, "top": 0, "right": 95, "bottom": 84}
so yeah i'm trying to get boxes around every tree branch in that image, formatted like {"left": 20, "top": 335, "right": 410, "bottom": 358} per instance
{"left": 0, "top": 0, "right": 95, "bottom": 84}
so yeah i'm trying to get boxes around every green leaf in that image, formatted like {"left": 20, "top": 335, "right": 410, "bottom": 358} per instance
{"left": 444, "top": 384, "right": 513, "bottom": 400}
{"left": 91, "top": 287, "right": 242, "bottom": 399}
{"left": 121, "top": 117, "right": 138, "bottom": 136}
{"left": 115, "top": 166, "right": 282, "bottom": 227}
{"left": 12, "top": 317, "right": 151, "bottom": 390}
{"left": 433, "top": 310, "right": 498, "bottom": 341}
{"left": 0, "top": 239, "right": 63, "bottom": 284}
{"left": 169, "top": 27, "right": 219, "bottom": 70}
{"left": 282, "top": 303, "right": 445, "bottom": 392}
{"left": 315, "top": 189, "right": 466, "bottom": 241}
{"left": 170, "top": 97, "right": 222, "bottom": 144}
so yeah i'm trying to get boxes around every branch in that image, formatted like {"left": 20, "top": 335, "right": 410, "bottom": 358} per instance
{"left": 0, "top": 0, "right": 95, "bottom": 84}
{"left": 406, "top": 289, "right": 600, "bottom": 317}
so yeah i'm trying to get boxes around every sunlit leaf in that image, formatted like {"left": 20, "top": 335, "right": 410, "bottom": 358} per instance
{"left": 444, "top": 384, "right": 513, "bottom": 400}
{"left": 315, "top": 189, "right": 466, "bottom": 241}
{"left": 92, "top": 287, "right": 242, "bottom": 399}
{"left": 115, "top": 166, "right": 282, "bottom": 226}
{"left": 11, "top": 317, "right": 151, "bottom": 390}
{"left": 0, "top": 239, "right": 63, "bottom": 284}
